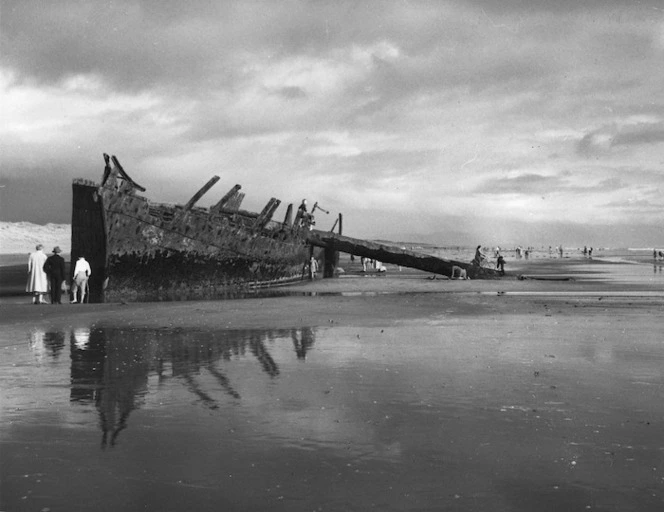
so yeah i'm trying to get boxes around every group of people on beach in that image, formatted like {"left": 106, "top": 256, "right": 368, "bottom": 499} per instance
{"left": 25, "top": 244, "right": 91, "bottom": 305}
{"left": 473, "top": 245, "right": 505, "bottom": 275}
{"left": 360, "top": 257, "right": 386, "bottom": 273}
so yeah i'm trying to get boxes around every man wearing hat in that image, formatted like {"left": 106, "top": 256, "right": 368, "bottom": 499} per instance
{"left": 43, "top": 246, "right": 66, "bottom": 304}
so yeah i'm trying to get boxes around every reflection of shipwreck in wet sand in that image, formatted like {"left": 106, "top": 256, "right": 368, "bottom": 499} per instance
{"left": 66, "top": 326, "right": 316, "bottom": 447}
{"left": 72, "top": 154, "right": 501, "bottom": 302}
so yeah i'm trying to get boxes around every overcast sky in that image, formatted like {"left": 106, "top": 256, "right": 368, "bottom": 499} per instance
{"left": 1, "top": 0, "right": 663, "bottom": 246}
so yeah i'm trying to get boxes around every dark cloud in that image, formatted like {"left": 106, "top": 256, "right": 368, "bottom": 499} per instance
{"left": 464, "top": 0, "right": 663, "bottom": 14}
{"left": 274, "top": 86, "right": 307, "bottom": 99}
{"left": 577, "top": 122, "right": 664, "bottom": 156}
{"left": 613, "top": 124, "right": 664, "bottom": 147}
{"left": 602, "top": 197, "right": 662, "bottom": 214}
{"left": 576, "top": 130, "right": 612, "bottom": 157}
{"left": 595, "top": 177, "right": 625, "bottom": 191}
{"left": 474, "top": 173, "right": 563, "bottom": 194}
{"left": 0, "top": 0, "right": 561, "bottom": 96}
{"left": 0, "top": 170, "right": 74, "bottom": 223}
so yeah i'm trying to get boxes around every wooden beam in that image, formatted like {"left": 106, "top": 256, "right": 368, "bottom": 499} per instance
{"left": 225, "top": 192, "right": 245, "bottom": 211}
{"left": 254, "top": 198, "right": 281, "bottom": 229}
{"left": 102, "top": 153, "right": 112, "bottom": 186}
{"left": 110, "top": 155, "right": 146, "bottom": 192}
{"left": 184, "top": 176, "right": 220, "bottom": 210}
{"left": 211, "top": 184, "right": 241, "bottom": 213}
{"left": 306, "top": 230, "right": 502, "bottom": 279}
{"left": 282, "top": 203, "right": 293, "bottom": 228}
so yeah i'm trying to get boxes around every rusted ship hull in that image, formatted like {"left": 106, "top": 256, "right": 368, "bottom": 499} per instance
{"left": 72, "top": 155, "right": 312, "bottom": 302}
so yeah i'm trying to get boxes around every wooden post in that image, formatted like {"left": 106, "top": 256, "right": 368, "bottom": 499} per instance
{"left": 282, "top": 204, "right": 293, "bottom": 228}
{"left": 323, "top": 245, "right": 336, "bottom": 278}
{"left": 254, "top": 198, "right": 281, "bottom": 229}
{"left": 333, "top": 213, "right": 342, "bottom": 269}
{"left": 184, "top": 176, "right": 220, "bottom": 210}
{"left": 225, "top": 192, "right": 245, "bottom": 211}
{"left": 324, "top": 213, "right": 342, "bottom": 278}
{"left": 211, "top": 184, "right": 241, "bottom": 213}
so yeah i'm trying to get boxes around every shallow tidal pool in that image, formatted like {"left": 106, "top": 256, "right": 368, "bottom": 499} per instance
{"left": 1, "top": 311, "right": 663, "bottom": 511}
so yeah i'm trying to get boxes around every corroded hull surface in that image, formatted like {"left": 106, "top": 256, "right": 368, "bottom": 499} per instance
{"left": 104, "top": 252, "right": 305, "bottom": 302}
{"left": 72, "top": 156, "right": 311, "bottom": 303}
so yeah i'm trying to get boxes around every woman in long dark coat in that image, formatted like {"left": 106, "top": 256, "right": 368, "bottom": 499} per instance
{"left": 43, "top": 246, "right": 66, "bottom": 304}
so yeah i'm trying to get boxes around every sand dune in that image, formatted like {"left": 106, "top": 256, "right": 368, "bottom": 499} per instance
{"left": 0, "top": 221, "right": 71, "bottom": 255}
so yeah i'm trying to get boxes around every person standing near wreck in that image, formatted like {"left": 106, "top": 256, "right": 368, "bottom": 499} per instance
{"left": 70, "top": 256, "right": 92, "bottom": 303}
{"left": 298, "top": 199, "right": 310, "bottom": 227}
{"left": 472, "top": 245, "right": 487, "bottom": 266}
{"left": 26, "top": 244, "right": 49, "bottom": 304}
{"left": 496, "top": 254, "right": 505, "bottom": 275}
{"left": 43, "top": 246, "right": 66, "bottom": 304}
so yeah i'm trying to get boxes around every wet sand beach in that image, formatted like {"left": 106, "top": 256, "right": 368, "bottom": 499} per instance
{"left": 1, "top": 254, "right": 664, "bottom": 511}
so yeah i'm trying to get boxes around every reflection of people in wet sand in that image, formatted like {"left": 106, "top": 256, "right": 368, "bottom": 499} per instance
{"left": 26, "top": 244, "right": 49, "bottom": 304}
{"left": 292, "top": 327, "right": 316, "bottom": 360}
{"left": 69, "top": 328, "right": 148, "bottom": 448}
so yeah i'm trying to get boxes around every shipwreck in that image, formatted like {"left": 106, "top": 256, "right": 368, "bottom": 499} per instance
{"left": 71, "top": 154, "right": 500, "bottom": 302}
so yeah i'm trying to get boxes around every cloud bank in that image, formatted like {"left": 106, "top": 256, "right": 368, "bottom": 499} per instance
{"left": 1, "top": 0, "right": 663, "bottom": 245}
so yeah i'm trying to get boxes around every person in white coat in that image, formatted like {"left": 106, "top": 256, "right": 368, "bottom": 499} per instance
{"left": 70, "top": 256, "right": 92, "bottom": 304}
{"left": 26, "top": 244, "right": 49, "bottom": 304}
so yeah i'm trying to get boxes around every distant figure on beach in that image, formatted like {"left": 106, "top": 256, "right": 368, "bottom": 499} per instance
{"left": 308, "top": 255, "right": 318, "bottom": 280}
{"left": 361, "top": 256, "right": 367, "bottom": 272}
{"left": 588, "top": 247, "right": 593, "bottom": 258}
{"left": 298, "top": 199, "right": 314, "bottom": 229}
{"left": 496, "top": 254, "right": 505, "bottom": 275}
{"left": 451, "top": 265, "right": 468, "bottom": 279}
{"left": 26, "top": 244, "right": 49, "bottom": 304}
{"left": 558, "top": 245, "right": 564, "bottom": 258}
{"left": 43, "top": 246, "right": 66, "bottom": 305}
{"left": 583, "top": 246, "right": 588, "bottom": 257}
{"left": 70, "top": 256, "right": 92, "bottom": 303}
{"left": 472, "top": 245, "right": 487, "bottom": 266}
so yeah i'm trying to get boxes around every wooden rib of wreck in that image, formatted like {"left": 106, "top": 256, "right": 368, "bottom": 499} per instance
{"left": 72, "top": 154, "right": 501, "bottom": 303}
